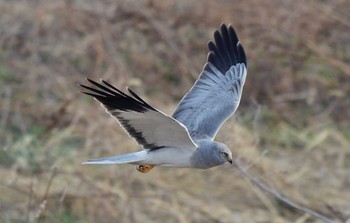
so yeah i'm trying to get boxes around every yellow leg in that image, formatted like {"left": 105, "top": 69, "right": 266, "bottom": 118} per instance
{"left": 137, "top": 165, "right": 155, "bottom": 173}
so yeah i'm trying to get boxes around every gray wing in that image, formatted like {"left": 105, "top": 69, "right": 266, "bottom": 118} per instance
{"left": 79, "top": 79, "right": 197, "bottom": 151}
{"left": 172, "top": 24, "right": 247, "bottom": 139}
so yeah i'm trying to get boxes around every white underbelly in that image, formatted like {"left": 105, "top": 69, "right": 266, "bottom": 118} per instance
{"left": 141, "top": 147, "right": 193, "bottom": 168}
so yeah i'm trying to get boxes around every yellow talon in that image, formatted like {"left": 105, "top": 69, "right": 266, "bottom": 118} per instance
{"left": 137, "top": 165, "right": 155, "bottom": 173}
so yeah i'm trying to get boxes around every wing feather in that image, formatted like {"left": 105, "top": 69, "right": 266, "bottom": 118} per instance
{"left": 172, "top": 24, "right": 247, "bottom": 139}
{"left": 79, "top": 79, "right": 197, "bottom": 150}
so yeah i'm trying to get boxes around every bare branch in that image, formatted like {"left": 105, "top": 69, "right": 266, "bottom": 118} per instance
{"left": 38, "top": 167, "right": 58, "bottom": 223}
{"left": 233, "top": 158, "right": 335, "bottom": 223}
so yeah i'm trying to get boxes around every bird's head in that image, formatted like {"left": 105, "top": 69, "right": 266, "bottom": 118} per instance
{"left": 191, "top": 140, "right": 233, "bottom": 168}
{"left": 217, "top": 143, "right": 233, "bottom": 164}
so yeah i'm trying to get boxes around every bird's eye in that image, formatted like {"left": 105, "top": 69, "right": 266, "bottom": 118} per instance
{"left": 221, "top": 152, "right": 227, "bottom": 157}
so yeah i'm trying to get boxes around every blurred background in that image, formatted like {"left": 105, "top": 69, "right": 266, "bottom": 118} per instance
{"left": 0, "top": 0, "right": 349, "bottom": 222}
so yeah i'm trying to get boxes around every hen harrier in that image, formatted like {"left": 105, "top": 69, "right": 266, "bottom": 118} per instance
{"left": 79, "top": 24, "right": 247, "bottom": 173}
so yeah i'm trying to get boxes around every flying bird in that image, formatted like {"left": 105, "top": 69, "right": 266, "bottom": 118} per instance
{"left": 79, "top": 24, "right": 247, "bottom": 173}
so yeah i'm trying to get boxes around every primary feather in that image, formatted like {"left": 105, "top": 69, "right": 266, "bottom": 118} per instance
{"left": 79, "top": 79, "right": 197, "bottom": 151}
{"left": 172, "top": 24, "right": 247, "bottom": 139}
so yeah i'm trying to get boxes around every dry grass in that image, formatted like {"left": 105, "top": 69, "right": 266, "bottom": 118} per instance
{"left": 0, "top": 0, "right": 349, "bottom": 222}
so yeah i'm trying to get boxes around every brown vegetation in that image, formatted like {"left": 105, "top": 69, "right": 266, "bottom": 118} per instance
{"left": 0, "top": 0, "right": 349, "bottom": 222}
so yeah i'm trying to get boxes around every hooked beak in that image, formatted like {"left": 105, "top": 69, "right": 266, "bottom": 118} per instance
{"left": 228, "top": 156, "right": 233, "bottom": 164}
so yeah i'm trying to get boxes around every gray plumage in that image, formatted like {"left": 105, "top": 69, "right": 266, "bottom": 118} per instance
{"left": 79, "top": 24, "right": 247, "bottom": 172}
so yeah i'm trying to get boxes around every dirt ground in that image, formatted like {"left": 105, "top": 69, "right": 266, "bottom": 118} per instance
{"left": 0, "top": 0, "right": 349, "bottom": 222}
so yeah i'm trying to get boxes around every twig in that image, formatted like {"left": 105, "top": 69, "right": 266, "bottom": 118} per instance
{"left": 233, "top": 158, "right": 334, "bottom": 223}
{"left": 38, "top": 167, "right": 58, "bottom": 223}
{"left": 25, "top": 178, "right": 34, "bottom": 223}
{"left": 0, "top": 87, "right": 12, "bottom": 134}
{"left": 251, "top": 98, "right": 261, "bottom": 148}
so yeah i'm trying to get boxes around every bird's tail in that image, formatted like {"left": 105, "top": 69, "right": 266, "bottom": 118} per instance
{"left": 82, "top": 151, "right": 146, "bottom": 165}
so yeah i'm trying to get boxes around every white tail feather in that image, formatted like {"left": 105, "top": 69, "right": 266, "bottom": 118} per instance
{"left": 82, "top": 151, "right": 146, "bottom": 165}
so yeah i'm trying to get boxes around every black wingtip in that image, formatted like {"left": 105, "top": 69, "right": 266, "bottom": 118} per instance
{"left": 237, "top": 42, "right": 247, "bottom": 68}
{"left": 78, "top": 77, "right": 157, "bottom": 113}
{"left": 220, "top": 23, "right": 228, "bottom": 33}
{"left": 86, "top": 78, "right": 99, "bottom": 86}
{"left": 127, "top": 87, "right": 156, "bottom": 111}
{"left": 206, "top": 23, "right": 247, "bottom": 73}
